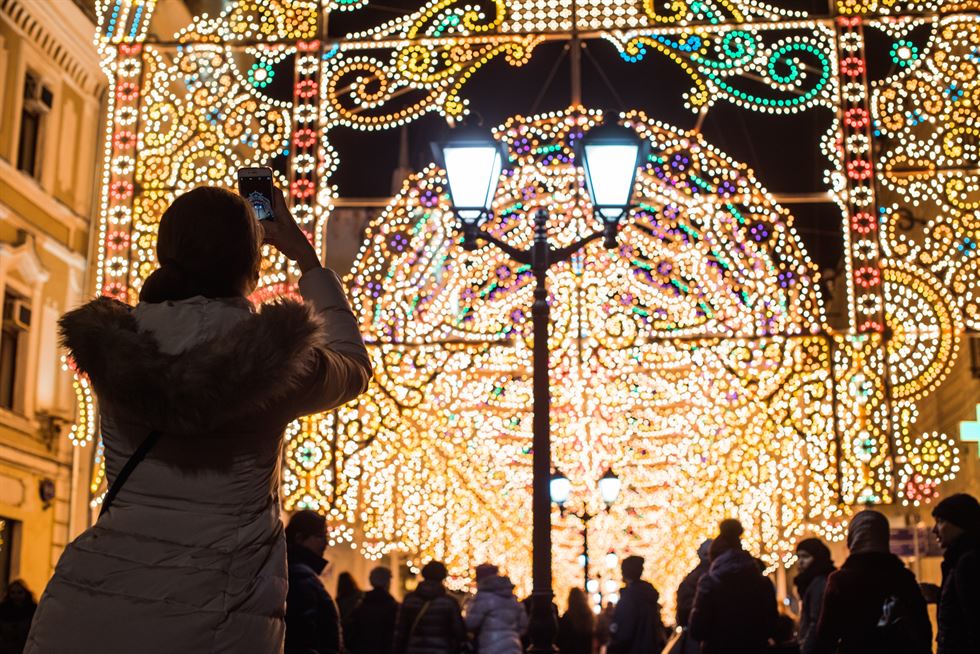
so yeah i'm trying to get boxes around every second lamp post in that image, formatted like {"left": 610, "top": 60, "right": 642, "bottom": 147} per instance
{"left": 433, "top": 114, "right": 647, "bottom": 653}
{"left": 550, "top": 468, "right": 622, "bottom": 592}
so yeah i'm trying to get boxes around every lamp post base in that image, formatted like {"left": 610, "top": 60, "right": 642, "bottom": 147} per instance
{"left": 525, "top": 589, "right": 558, "bottom": 653}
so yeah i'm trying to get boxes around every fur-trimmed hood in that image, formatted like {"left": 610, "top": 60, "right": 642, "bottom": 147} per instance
{"left": 60, "top": 296, "right": 326, "bottom": 433}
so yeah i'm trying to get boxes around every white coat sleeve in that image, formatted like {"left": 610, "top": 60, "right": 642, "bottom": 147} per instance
{"left": 289, "top": 267, "right": 372, "bottom": 418}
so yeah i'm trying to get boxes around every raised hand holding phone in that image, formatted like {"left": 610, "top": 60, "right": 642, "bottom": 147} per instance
{"left": 260, "top": 187, "right": 321, "bottom": 273}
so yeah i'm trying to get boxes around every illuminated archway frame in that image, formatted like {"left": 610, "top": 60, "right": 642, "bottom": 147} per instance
{"left": 85, "top": 0, "right": 976, "bottom": 574}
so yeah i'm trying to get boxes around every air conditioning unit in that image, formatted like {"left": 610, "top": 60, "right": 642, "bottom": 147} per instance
{"left": 23, "top": 73, "right": 54, "bottom": 115}
{"left": 3, "top": 299, "right": 31, "bottom": 331}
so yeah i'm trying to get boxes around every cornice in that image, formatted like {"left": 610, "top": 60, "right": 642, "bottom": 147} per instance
{"left": 0, "top": 0, "right": 106, "bottom": 96}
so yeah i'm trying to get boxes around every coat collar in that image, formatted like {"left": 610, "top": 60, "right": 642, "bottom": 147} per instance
{"left": 287, "top": 543, "right": 328, "bottom": 575}
{"left": 60, "top": 296, "right": 325, "bottom": 433}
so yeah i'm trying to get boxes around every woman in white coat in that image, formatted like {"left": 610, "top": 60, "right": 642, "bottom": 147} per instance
{"left": 25, "top": 186, "right": 372, "bottom": 654}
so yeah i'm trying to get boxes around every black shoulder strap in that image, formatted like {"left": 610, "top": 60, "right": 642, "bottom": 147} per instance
{"left": 99, "top": 430, "right": 162, "bottom": 517}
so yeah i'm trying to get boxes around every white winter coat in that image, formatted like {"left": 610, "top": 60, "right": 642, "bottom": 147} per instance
{"left": 25, "top": 268, "right": 372, "bottom": 654}
{"left": 464, "top": 576, "right": 528, "bottom": 654}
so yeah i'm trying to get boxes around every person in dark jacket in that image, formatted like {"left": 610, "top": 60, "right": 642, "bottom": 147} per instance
{"left": 688, "top": 519, "right": 778, "bottom": 654}
{"left": 557, "top": 587, "right": 595, "bottom": 654}
{"left": 794, "top": 538, "right": 835, "bottom": 654}
{"left": 674, "top": 539, "right": 712, "bottom": 654}
{"left": 346, "top": 566, "right": 400, "bottom": 654}
{"left": 811, "top": 509, "right": 931, "bottom": 654}
{"left": 285, "top": 510, "right": 342, "bottom": 654}
{"left": 394, "top": 561, "right": 466, "bottom": 654}
{"left": 929, "top": 493, "right": 980, "bottom": 654}
{"left": 608, "top": 555, "right": 667, "bottom": 654}
{"left": 0, "top": 580, "right": 36, "bottom": 654}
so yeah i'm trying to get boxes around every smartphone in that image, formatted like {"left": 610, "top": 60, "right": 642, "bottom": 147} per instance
{"left": 237, "top": 167, "right": 274, "bottom": 221}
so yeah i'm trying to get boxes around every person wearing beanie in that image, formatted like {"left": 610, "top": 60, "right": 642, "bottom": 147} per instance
{"left": 674, "top": 539, "right": 713, "bottom": 654}
{"left": 346, "top": 566, "right": 400, "bottom": 654}
{"left": 930, "top": 493, "right": 980, "bottom": 654}
{"left": 608, "top": 555, "right": 667, "bottom": 654}
{"left": 793, "top": 538, "right": 835, "bottom": 654}
{"left": 688, "top": 519, "right": 778, "bottom": 654}
{"left": 394, "top": 561, "right": 465, "bottom": 654}
{"left": 464, "top": 564, "right": 527, "bottom": 654}
{"left": 811, "top": 509, "right": 931, "bottom": 654}
{"left": 284, "top": 510, "right": 342, "bottom": 654}
{"left": 474, "top": 563, "right": 500, "bottom": 584}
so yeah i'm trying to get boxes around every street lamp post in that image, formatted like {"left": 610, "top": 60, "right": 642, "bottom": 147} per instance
{"left": 433, "top": 116, "right": 646, "bottom": 653}
{"left": 550, "top": 468, "right": 622, "bottom": 592}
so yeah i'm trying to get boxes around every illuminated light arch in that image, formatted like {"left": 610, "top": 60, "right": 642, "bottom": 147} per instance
{"left": 298, "top": 108, "right": 848, "bottom": 601}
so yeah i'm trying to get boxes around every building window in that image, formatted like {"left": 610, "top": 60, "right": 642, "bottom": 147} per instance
{"left": 1, "top": 291, "right": 31, "bottom": 411}
{"left": 17, "top": 72, "right": 53, "bottom": 178}
{"left": 0, "top": 517, "right": 15, "bottom": 594}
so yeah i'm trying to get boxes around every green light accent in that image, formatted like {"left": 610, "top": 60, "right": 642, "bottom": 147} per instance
{"left": 679, "top": 224, "right": 701, "bottom": 240}
{"left": 726, "top": 203, "right": 746, "bottom": 225}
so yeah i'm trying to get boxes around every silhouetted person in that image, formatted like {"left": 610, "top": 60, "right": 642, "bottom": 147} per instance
{"left": 794, "top": 538, "right": 834, "bottom": 654}
{"left": 335, "top": 572, "right": 364, "bottom": 640}
{"left": 465, "top": 563, "right": 527, "bottom": 653}
{"left": 0, "top": 580, "right": 36, "bottom": 654}
{"left": 594, "top": 602, "right": 616, "bottom": 652}
{"left": 688, "top": 519, "right": 778, "bottom": 654}
{"left": 675, "top": 539, "right": 712, "bottom": 654}
{"left": 26, "top": 186, "right": 371, "bottom": 654}
{"left": 557, "top": 587, "right": 594, "bottom": 654}
{"left": 286, "top": 510, "right": 342, "bottom": 654}
{"left": 769, "top": 615, "right": 801, "bottom": 654}
{"left": 346, "top": 566, "right": 399, "bottom": 654}
{"left": 812, "top": 510, "right": 931, "bottom": 654}
{"left": 929, "top": 493, "right": 980, "bottom": 654}
{"left": 394, "top": 561, "right": 466, "bottom": 654}
{"left": 608, "top": 555, "right": 666, "bottom": 654}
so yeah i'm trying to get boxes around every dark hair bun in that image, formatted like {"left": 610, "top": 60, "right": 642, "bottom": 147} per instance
{"left": 140, "top": 263, "right": 192, "bottom": 304}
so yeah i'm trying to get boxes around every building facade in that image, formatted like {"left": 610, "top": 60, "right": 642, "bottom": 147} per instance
{"left": 0, "top": 0, "right": 104, "bottom": 597}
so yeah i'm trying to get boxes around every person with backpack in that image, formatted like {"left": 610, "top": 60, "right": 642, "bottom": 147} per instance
{"left": 688, "top": 519, "right": 778, "bottom": 654}
{"left": 811, "top": 509, "right": 931, "bottom": 654}
{"left": 394, "top": 561, "right": 466, "bottom": 654}
{"left": 608, "top": 555, "right": 667, "bottom": 654}
{"left": 464, "top": 564, "right": 527, "bottom": 654}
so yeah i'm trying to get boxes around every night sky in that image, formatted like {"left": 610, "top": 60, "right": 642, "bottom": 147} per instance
{"left": 267, "top": 1, "right": 929, "bottom": 272}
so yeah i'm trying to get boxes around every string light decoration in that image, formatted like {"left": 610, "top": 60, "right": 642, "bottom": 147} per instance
{"left": 80, "top": 0, "right": 977, "bottom": 601}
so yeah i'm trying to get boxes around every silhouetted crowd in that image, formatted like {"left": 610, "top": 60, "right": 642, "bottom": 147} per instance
{"left": 265, "top": 492, "right": 980, "bottom": 654}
